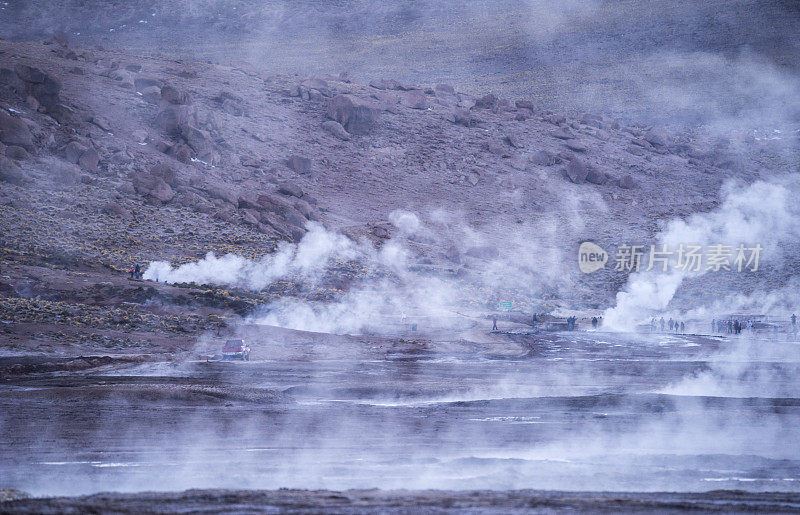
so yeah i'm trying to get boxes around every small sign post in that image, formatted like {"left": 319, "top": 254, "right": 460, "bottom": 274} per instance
{"left": 498, "top": 301, "right": 513, "bottom": 310}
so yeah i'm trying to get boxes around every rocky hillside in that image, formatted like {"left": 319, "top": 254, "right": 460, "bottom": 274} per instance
{"left": 0, "top": 35, "right": 794, "bottom": 335}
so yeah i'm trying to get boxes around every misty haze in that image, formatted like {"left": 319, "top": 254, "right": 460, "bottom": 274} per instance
{"left": 1, "top": 1, "right": 800, "bottom": 513}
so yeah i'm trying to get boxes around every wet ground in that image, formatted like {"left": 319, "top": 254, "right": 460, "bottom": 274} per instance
{"left": 2, "top": 328, "right": 800, "bottom": 511}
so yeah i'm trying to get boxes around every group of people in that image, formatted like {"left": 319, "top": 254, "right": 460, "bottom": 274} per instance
{"left": 651, "top": 317, "right": 686, "bottom": 333}
{"left": 128, "top": 264, "right": 142, "bottom": 280}
{"left": 712, "top": 318, "right": 753, "bottom": 334}
{"left": 566, "top": 316, "right": 578, "bottom": 330}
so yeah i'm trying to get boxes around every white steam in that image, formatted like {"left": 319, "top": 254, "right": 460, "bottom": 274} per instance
{"left": 603, "top": 176, "right": 800, "bottom": 330}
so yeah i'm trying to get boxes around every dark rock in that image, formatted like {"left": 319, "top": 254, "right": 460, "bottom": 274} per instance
{"left": 181, "top": 124, "right": 213, "bottom": 155}
{"left": 566, "top": 158, "right": 588, "bottom": 184}
{"left": 530, "top": 150, "right": 556, "bottom": 166}
{"left": 644, "top": 129, "right": 668, "bottom": 148}
{"left": 134, "top": 77, "right": 161, "bottom": 91}
{"left": 435, "top": 84, "right": 455, "bottom": 95}
{"left": 4, "top": 145, "right": 30, "bottom": 160}
{"left": 585, "top": 167, "right": 607, "bottom": 185}
{"left": 0, "top": 111, "right": 34, "bottom": 150}
{"left": 0, "top": 68, "right": 25, "bottom": 91}
{"left": 551, "top": 129, "right": 575, "bottom": 140}
{"left": 618, "top": 174, "right": 636, "bottom": 189}
{"left": 160, "top": 84, "right": 192, "bottom": 105}
{"left": 516, "top": 100, "right": 535, "bottom": 110}
{"left": 565, "top": 140, "right": 587, "bottom": 152}
{"left": 78, "top": 147, "right": 99, "bottom": 171}
{"left": 473, "top": 94, "right": 498, "bottom": 110}
{"left": 486, "top": 140, "right": 509, "bottom": 157}
{"left": 90, "top": 115, "right": 112, "bottom": 132}
{"left": 64, "top": 141, "right": 87, "bottom": 163}
{"left": 102, "top": 201, "right": 132, "bottom": 218}
{"left": 369, "top": 78, "right": 402, "bottom": 90}
{"left": 505, "top": 133, "right": 523, "bottom": 148}
{"left": 154, "top": 104, "right": 197, "bottom": 136}
{"left": 140, "top": 86, "right": 162, "bottom": 104}
{"left": 150, "top": 163, "right": 176, "bottom": 186}
{"left": 286, "top": 155, "right": 311, "bottom": 174}
{"left": 0, "top": 156, "right": 29, "bottom": 185}
{"left": 321, "top": 120, "right": 350, "bottom": 141}
{"left": 237, "top": 192, "right": 261, "bottom": 210}
{"left": 450, "top": 108, "right": 473, "bottom": 127}
{"left": 326, "top": 94, "right": 380, "bottom": 135}
{"left": 400, "top": 90, "right": 429, "bottom": 110}
{"left": 277, "top": 181, "right": 304, "bottom": 198}
{"left": 203, "top": 182, "right": 240, "bottom": 205}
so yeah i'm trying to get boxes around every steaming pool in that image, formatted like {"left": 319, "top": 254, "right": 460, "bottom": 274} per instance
{"left": 2, "top": 331, "right": 800, "bottom": 497}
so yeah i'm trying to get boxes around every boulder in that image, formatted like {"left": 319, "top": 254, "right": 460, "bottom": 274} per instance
{"left": 400, "top": 90, "right": 428, "bottom": 110}
{"left": 203, "top": 182, "right": 239, "bottom": 205}
{"left": 109, "top": 69, "right": 135, "bottom": 89}
{"left": 0, "top": 111, "right": 34, "bottom": 150}
{"left": 321, "top": 120, "right": 350, "bottom": 141}
{"left": 551, "top": 129, "right": 574, "bottom": 140}
{"left": 326, "top": 94, "right": 380, "bottom": 135}
{"left": 565, "top": 140, "right": 587, "bottom": 152}
{"left": 160, "top": 84, "right": 192, "bottom": 105}
{"left": 585, "top": 167, "right": 607, "bottom": 185}
{"left": 78, "top": 147, "right": 99, "bottom": 171}
{"left": 118, "top": 182, "right": 136, "bottom": 195}
{"left": 530, "top": 150, "right": 556, "bottom": 166}
{"left": 505, "top": 133, "right": 523, "bottom": 148}
{"left": 134, "top": 77, "right": 162, "bottom": 91}
{"left": 435, "top": 84, "right": 455, "bottom": 95}
{"left": 450, "top": 108, "right": 473, "bottom": 127}
{"left": 369, "top": 78, "right": 402, "bottom": 90}
{"left": 286, "top": 155, "right": 311, "bottom": 174}
{"left": 237, "top": 191, "right": 261, "bottom": 210}
{"left": 566, "top": 158, "right": 588, "bottom": 184}
{"left": 0, "top": 156, "right": 29, "bottom": 185}
{"left": 181, "top": 124, "right": 213, "bottom": 154}
{"left": 90, "top": 115, "right": 112, "bottom": 132}
{"left": 148, "top": 178, "right": 175, "bottom": 202}
{"left": 644, "top": 129, "right": 668, "bottom": 148}
{"left": 486, "top": 140, "right": 509, "bottom": 157}
{"left": 0, "top": 68, "right": 25, "bottom": 91}
{"left": 292, "top": 197, "right": 317, "bottom": 220}
{"left": 154, "top": 104, "right": 197, "bottom": 136}
{"left": 64, "top": 141, "right": 87, "bottom": 163}
{"left": 618, "top": 174, "right": 636, "bottom": 189}
{"left": 102, "top": 201, "right": 132, "bottom": 218}
{"left": 149, "top": 163, "right": 176, "bottom": 186}
{"left": 168, "top": 143, "right": 192, "bottom": 163}
{"left": 131, "top": 171, "right": 174, "bottom": 203}
{"left": 277, "top": 181, "right": 304, "bottom": 198}
{"left": 473, "top": 94, "right": 498, "bottom": 110}
{"left": 516, "top": 100, "right": 535, "bottom": 110}
{"left": 140, "top": 86, "right": 162, "bottom": 104}
{"left": 4, "top": 145, "right": 30, "bottom": 160}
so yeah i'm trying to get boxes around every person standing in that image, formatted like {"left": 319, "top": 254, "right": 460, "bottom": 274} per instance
{"left": 680, "top": 321, "right": 685, "bottom": 333}
{"left": 660, "top": 317, "right": 665, "bottom": 331}
{"left": 492, "top": 316, "right": 498, "bottom": 331}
